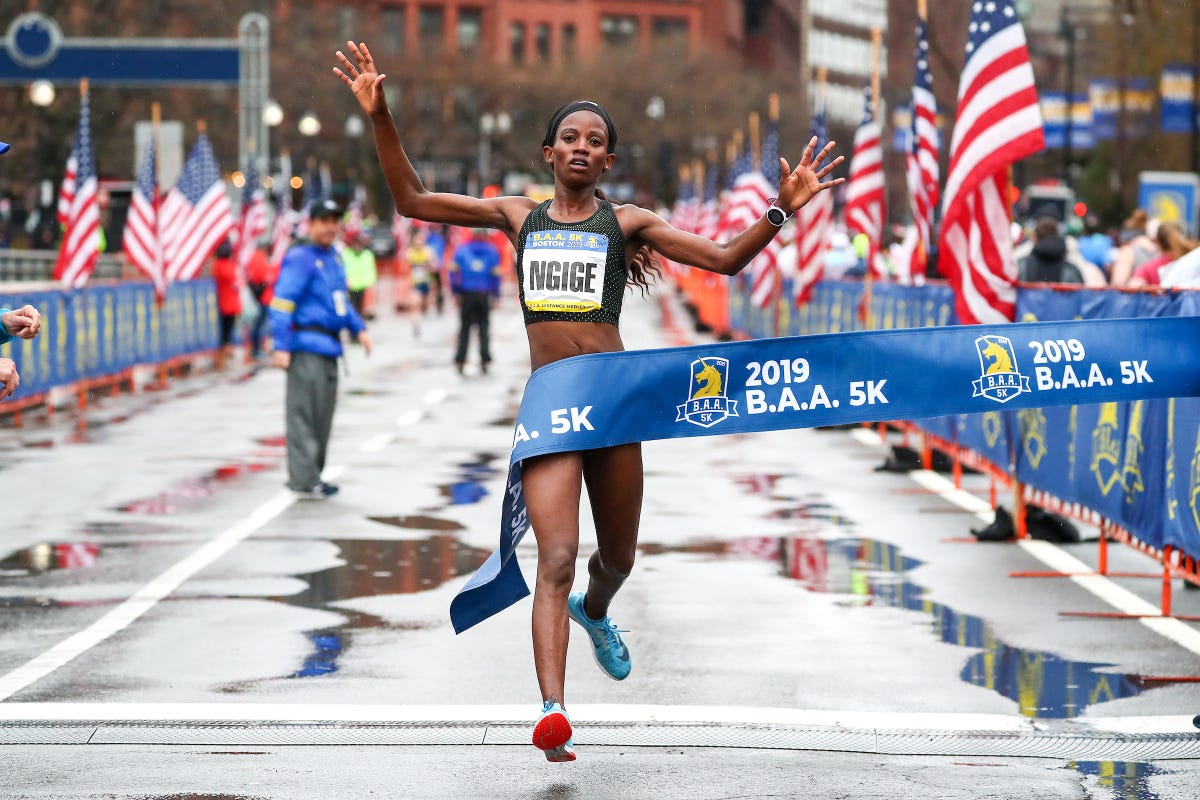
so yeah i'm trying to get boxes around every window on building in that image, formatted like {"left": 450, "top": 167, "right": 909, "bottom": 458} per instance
{"left": 458, "top": 8, "right": 483, "bottom": 59}
{"left": 652, "top": 18, "right": 688, "bottom": 57}
{"left": 510, "top": 22, "right": 527, "bottom": 64}
{"left": 600, "top": 16, "right": 638, "bottom": 51}
{"left": 381, "top": 6, "right": 406, "bottom": 54}
{"left": 419, "top": 6, "right": 444, "bottom": 57}
{"left": 562, "top": 24, "right": 577, "bottom": 61}
{"left": 535, "top": 22, "right": 552, "bottom": 62}
{"left": 744, "top": 0, "right": 769, "bottom": 34}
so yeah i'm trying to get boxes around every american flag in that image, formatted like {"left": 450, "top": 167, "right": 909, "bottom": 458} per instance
{"left": 696, "top": 162, "right": 721, "bottom": 241}
{"left": 122, "top": 141, "right": 166, "bottom": 301}
{"left": 236, "top": 159, "right": 268, "bottom": 275}
{"left": 162, "top": 134, "right": 235, "bottom": 283}
{"left": 56, "top": 147, "right": 76, "bottom": 227}
{"left": 53, "top": 91, "right": 101, "bottom": 290}
{"left": 747, "top": 116, "right": 783, "bottom": 310}
{"left": 906, "top": 16, "right": 940, "bottom": 284}
{"left": 269, "top": 195, "right": 296, "bottom": 268}
{"left": 843, "top": 87, "right": 887, "bottom": 280}
{"left": 669, "top": 172, "right": 698, "bottom": 235}
{"left": 938, "top": 0, "right": 1044, "bottom": 324}
{"left": 716, "top": 144, "right": 773, "bottom": 307}
{"left": 793, "top": 113, "right": 835, "bottom": 306}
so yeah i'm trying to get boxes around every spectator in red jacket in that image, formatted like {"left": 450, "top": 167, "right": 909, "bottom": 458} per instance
{"left": 212, "top": 238, "right": 242, "bottom": 369}
{"left": 245, "top": 242, "right": 278, "bottom": 359}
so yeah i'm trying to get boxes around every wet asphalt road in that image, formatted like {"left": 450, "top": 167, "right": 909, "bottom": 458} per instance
{"left": 0, "top": 286, "right": 1198, "bottom": 798}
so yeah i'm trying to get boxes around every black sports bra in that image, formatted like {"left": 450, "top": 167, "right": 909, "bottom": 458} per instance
{"left": 515, "top": 199, "right": 628, "bottom": 325}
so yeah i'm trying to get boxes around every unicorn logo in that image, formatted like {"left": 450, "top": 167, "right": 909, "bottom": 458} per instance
{"left": 972, "top": 335, "right": 1029, "bottom": 404}
{"left": 1091, "top": 402, "right": 1122, "bottom": 496}
{"left": 676, "top": 356, "right": 739, "bottom": 428}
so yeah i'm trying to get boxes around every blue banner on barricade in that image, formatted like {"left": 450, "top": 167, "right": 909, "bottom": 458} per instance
{"left": 450, "top": 314, "right": 1200, "bottom": 632}
{"left": 722, "top": 279, "right": 1200, "bottom": 576}
{"left": 0, "top": 280, "right": 218, "bottom": 404}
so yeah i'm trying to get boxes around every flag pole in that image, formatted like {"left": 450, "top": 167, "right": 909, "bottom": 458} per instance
{"left": 768, "top": 93, "right": 783, "bottom": 337}
{"left": 860, "top": 29, "right": 882, "bottom": 330}
{"left": 151, "top": 101, "right": 164, "bottom": 306}
{"left": 748, "top": 112, "right": 760, "bottom": 167}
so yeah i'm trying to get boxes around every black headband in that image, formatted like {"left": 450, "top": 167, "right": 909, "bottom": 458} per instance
{"left": 542, "top": 100, "right": 618, "bottom": 153}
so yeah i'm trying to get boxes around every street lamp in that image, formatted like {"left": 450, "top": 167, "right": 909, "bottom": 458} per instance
{"left": 29, "top": 80, "right": 54, "bottom": 107}
{"left": 478, "top": 111, "right": 512, "bottom": 193}
{"left": 262, "top": 99, "right": 284, "bottom": 128}
{"left": 646, "top": 96, "right": 668, "bottom": 199}
{"left": 298, "top": 112, "right": 322, "bottom": 205}
{"left": 298, "top": 111, "right": 321, "bottom": 138}
{"left": 344, "top": 113, "right": 365, "bottom": 191}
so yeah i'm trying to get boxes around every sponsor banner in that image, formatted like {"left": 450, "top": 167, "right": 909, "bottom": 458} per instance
{"left": 1090, "top": 78, "right": 1119, "bottom": 140}
{"left": 1161, "top": 64, "right": 1195, "bottom": 134}
{"left": 451, "top": 314, "right": 1200, "bottom": 631}
{"left": 1138, "top": 170, "right": 1200, "bottom": 236}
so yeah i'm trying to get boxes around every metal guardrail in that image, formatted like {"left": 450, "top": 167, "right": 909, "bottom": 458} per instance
{"left": 0, "top": 250, "right": 128, "bottom": 283}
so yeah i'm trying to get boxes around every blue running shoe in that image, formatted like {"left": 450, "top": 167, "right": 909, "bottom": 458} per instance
{"left": 567, "top": 591, "right": 631, "bottom": 681}
{"left": 532, "top": 701, "right": 575, "bottom": 762}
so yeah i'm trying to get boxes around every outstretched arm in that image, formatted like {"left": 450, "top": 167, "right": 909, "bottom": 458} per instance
{"left": 333, "top": 42, "right": 531, "bottom": 234}
{"left": 628, "top": 136, "right": 844, "bottom": 275}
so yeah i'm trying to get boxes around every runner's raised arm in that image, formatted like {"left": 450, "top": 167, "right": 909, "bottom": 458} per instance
{"left": 332, "top": 41, "right": 532, "bottom": 236}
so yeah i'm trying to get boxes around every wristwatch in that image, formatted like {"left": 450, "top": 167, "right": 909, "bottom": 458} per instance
{"left": 765, "top": 198, "right": 791, "bottom": 227}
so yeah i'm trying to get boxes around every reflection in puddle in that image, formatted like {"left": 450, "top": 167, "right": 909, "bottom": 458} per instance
{"left": 648, "top": 533, "right": 1154, "bottom": 719}
{"left": 266, "top": 536, "right": 491, "bottom": 680}
{"left": 284, "top": 537, "right": 491, "bottom": 610}
{"left": 118, "top": 462, "right": 274, "bottom": 514}
{"left": 436, "top": 454, "right": 501, "bottom": 506}
{"left": 0, "top": 542, "right": 100, "bottom": 574}
{"left": 369, "top": 514, "right": 464, "bottom": 532}
{"left": 1070, "top": 761, "right": 1167, "bottom": 800}
{"left": 790, "top": 536, "right": 1150, "bottom": 718}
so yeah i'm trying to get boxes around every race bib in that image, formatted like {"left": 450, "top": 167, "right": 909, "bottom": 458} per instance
{"left": 521, "top": 230, "right": 608, "bottom": 313}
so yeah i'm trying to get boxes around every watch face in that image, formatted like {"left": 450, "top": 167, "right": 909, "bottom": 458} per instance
{"left": 767, "top": 207, "right": 786, "bottom": 226}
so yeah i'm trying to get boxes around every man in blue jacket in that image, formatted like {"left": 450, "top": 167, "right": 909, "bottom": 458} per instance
{"left": 268, "top": 199, "right": 373, "bottom": 498}
{"left": 450, "top": 228, "right": 501, "bottom": 375}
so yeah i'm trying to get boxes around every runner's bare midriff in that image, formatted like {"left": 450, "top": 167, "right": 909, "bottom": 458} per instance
{"left": 526, "top": 320, "right": 625, "bottom": 371}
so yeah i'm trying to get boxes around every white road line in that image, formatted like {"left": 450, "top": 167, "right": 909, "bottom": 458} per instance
{"left": 0, "top": 702, "right": 1189, "bottom": 733}
{"left": 396, "top": 409, "right": 422, "bottom": 427}
{"left": 903, "top": 466, "right": 1200, "bottom": 656}
{"left": 0, "top": 464, "right": 347, "bottom": 702}
{"left": 359, "top": 433, "right": 393, "bottom": 453}
{"left": 423, "top": 388, "right": 447, "bottom": 405}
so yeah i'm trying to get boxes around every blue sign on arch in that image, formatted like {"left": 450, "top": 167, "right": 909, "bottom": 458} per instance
{"left": 1, "top": 12, "right": 238, "bottom": 86}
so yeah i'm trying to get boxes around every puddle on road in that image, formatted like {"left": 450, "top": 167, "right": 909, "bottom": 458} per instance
{"left": 0, "top": 542, "right": 101, "bottom": 574}
{"left": 436, "top": 454, "right": 500, "bottom": 506}
{"left": 369, "top": 514, "right": 465, "bottom": 532}
{"left": 650, "top": 532, "right": 1156, "bottom": 719}
{"left": 117, "top": 462, "right": 275, "bottom": 515}
{"left": 226, "top": 536, "right": 492, "bottom": 684}
{"left": 1070, "top": 761, "right": 1169, "bottom": 799}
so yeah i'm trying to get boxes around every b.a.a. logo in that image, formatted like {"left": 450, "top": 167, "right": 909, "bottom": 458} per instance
{"left": 676, "top": 356, "right": 739, "bottom": 428}
{"left": 972, "top": 335, "right": 1030, "bottom": 403}
{"left": 1091, "top": 402, "right": 1122, "bottom": 496}
{"left": 1122, "top": 400, "right": 1146, "bottom": 503}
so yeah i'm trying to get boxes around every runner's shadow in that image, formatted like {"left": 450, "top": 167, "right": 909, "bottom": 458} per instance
{"left": 533, "top": 783, "right": 577, "bottom": 800}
